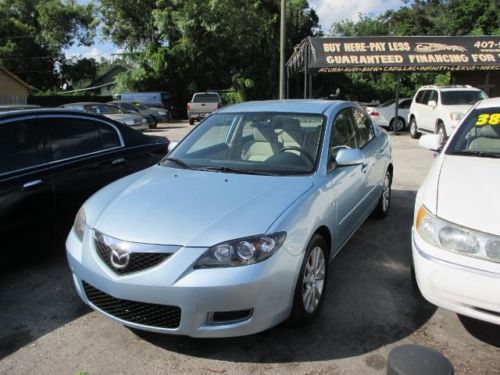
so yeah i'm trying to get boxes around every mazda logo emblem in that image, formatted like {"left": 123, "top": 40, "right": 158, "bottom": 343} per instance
{"left": 110, "top": 247, "right": 130, "bottom": 269}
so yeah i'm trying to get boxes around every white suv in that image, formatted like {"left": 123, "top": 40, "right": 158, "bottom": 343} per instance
{"left": 408, "top": 85, "right": 488, "bottom": 144}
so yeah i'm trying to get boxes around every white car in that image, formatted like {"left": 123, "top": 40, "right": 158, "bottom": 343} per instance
{"left": 408, "top": 85, "right": 488, "bottom": 145}
{"left": 366, "top": 98, "right": 412, "bottom": 131}
{"left": 413, "top": 97, "right": 500, "bottom": 325}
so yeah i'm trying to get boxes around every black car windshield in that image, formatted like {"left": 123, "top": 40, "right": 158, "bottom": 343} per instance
{"left": 163, "top": 112, "right": 325, "bottom": 175}
{"left": 85, "top": 104, "right": 118, "bottom": 115}
{"left": 447, "top": 107, "right": 500, "bottom": 157}
{"left": 441, "top": 90, "right": 487, "bottom": 105}
{"left": 193, "top": 94, "right": 220, "bottom": 103}
{"left": 118, "top": 102, "right": 138, "bottom": 111}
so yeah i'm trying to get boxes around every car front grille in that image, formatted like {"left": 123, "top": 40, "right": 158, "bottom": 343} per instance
{"left": 82, "top": 281, "right": 181, "bottom": 329}
{"left": 94, "top": 238, "right": 171, "bottom": 276}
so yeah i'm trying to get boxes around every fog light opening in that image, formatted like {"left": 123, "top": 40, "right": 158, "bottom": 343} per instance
{"left": 207, "top": 309, "right": 253, "bottom": 324}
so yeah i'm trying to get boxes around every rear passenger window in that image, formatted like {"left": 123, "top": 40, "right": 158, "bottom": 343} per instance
{"left": 43, "top": 118, "right": 104, "bottom": 161}
{"left": 98, "top": 124, "right": 121, "bottom": 149}
{"left": 0, "top": 120, "right": 45, "bottom": 174}
{"left": 351, "top": 108, "right": 374, "bottom": 147}
{"left": 428, "top": 90, "right": 438, "bottom": 103}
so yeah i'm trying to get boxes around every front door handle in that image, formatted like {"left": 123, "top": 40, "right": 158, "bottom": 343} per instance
{"left": 22, "top": 179, "right": 44, "bottom": 191}
{"left": 111, "top": 158, "right": 125, "bottom": 166}
{"left": 361, "top": 163, "right": 369, "bottom": 173}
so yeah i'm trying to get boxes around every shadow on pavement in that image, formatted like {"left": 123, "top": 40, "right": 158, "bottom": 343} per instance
{"left": 134, "top": 189, "right": 438, "bottom": 362}
{"left": 0, "top": 249, "right": 91, "bottom": 360}
{"left": 459, "top": 315, "right": 500, "bottom": 348}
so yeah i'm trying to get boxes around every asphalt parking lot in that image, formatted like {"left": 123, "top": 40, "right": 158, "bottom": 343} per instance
{"left": 1, "top": 123, "right": 499, "bottom": 375}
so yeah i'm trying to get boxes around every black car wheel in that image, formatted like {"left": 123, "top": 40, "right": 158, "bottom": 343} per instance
{"left": 409, "top": 118, "right": 421, "bottom": 139}
{"left": 149, "top": 116, "right": 158, "bottom": 129}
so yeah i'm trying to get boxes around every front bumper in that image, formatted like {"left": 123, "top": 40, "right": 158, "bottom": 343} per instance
{"left": 66, "top": 229, "right": 300, "bottom": 337}
{"left": 412, "top": 228, "right": 500, "bottom": 325}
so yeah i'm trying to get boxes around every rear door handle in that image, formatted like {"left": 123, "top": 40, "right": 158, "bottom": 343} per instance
{"left": 111, "top": 158, "right": 125, "bottom": 166}
{"left": 22, "top": 179, "right": 44, "bottom": 190}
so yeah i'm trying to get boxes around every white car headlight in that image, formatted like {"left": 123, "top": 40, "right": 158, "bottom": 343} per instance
{"left": 449, "top": 112, "right": 464, "bottom": 121}
{"left": 194, "top": 232, "right": 286, "bottom": 269}
{"left": 73, "top": 207, "right": 86, "bottom": 242}
{"left": 142, "top": 118, "right": 148, "bottom": 125}
{"left": 123, "top": 119, "right": 135, "bottom": 126}
{"left": 158, "top": 111, "right": 166, "bottom": 115}
{"left": 416, "top": 206, "right": 500, "bottom": 263}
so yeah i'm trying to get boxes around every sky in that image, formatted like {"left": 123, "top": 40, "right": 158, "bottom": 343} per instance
{"left": 66, "top": 0, "right": 404, "bottom": 59}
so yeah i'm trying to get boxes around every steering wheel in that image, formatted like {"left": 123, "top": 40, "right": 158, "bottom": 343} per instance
{"left": 278, "top": 146, "right": 315, "bottom": 165}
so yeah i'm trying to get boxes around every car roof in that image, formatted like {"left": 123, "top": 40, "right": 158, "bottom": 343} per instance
{"left": 476, "top": 98, "right": 500, "bottom": 109}
{"left": 63, "top": 102, "right": 108, "bottom": 106}
{"left": 219, "top": 100, "right": 344, "bottom": 114}
{"left": 0, "top": 108, "right": 114, "bottom": 120}
{"left": 418, "top": 85, "right": 481, "bottom": 91}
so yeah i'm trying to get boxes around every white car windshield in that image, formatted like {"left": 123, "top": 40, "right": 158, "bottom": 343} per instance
{"left": 441, "top": 90, "right": 487, "bottom": 105}
{"left": 163, "top": 112, "right": 325, "bottom": 175}
{"left": 448, "top": 107, "right": 500, "bottom": 157}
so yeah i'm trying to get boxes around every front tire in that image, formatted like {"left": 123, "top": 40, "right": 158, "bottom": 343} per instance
{"left": 288, "top": 234, "right": 328, "bottom": 326}
{"left": 372, "top": 170, "right": 392, "bottom": 219}
{"left": 189, "top": 118, "right": 195, "bottom": 125}
{"left": 437, "top": 123, "right": 447, "bottom": 146}
{"left": 409, "top": 118, "right": 421, "bottom": 139}
{"left": 149, "top": 116, "right": 157, "bottom": 129}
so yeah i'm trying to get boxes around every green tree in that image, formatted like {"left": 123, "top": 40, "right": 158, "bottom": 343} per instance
{"left": 0, "top": 0, "right": 97, "bottom": 90}
{"left": 99, "top": 0, "right": 320, "bottom": 106}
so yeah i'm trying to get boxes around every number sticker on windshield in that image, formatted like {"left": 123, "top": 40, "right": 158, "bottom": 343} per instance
{"left": 476, "top": 113, "right": 500, "bottom": 126}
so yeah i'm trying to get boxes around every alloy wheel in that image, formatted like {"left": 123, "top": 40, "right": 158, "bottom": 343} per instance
{"left": 382, "top": 173, "right": 391, "bottom": 212}
{"left": 302, "top": 246, "right": 326, "bottom": 313}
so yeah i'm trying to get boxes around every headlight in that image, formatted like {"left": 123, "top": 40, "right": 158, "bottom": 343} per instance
{"left": 449, "top": 112, "right": 464, "bottom": 121}
{"left": 416, "top": 206, "right": 500, "bottom": 263}
{"left": 124, "top": 119, "right": 135, "bottom": 125}
{"left": 194, "top": 232, "right": 286, "bottom": 269}
{"left": 142, "top": 118, "right": 148, "bottom": 125}
{"left": 158, "top": 111, "right": 166, "bottom": 115}
{"left": 73, "top": 207, "right": 86, "bottom": 242}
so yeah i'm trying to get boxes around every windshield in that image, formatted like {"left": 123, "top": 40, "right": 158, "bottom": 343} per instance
{"left": 441, "top": 90, "right": 487, "bottom": 105}
{"left": 133, "top": 102, "right": 149, "bottom": 110}
{"left": 380, "top": 99, "right": 395, "bottom": 107}
{"left": 118, "top": 102, "right": 137, "bottom": 111}
{"left": 164, "top": 112, "right": 325, "bottom": 175}
{"left": 85, "top": 104, "right": 118, "bottom": 115}
{"left": 193, "top": 94, "right": 220, "bottom": 103}
{"left": 448, "top": 107, "right": 500, "bottom": 157}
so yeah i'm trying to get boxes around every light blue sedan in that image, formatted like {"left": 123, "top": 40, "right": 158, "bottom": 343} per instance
{"left": 67, "top": 100, "right": 393, "bottom": 337}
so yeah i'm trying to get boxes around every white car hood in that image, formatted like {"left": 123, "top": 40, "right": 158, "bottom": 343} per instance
{"left": 90, "top": 166, "right": 314, "bottom": 247}
{"left": 437, "top": 155, "right": 500, "bottom": 236}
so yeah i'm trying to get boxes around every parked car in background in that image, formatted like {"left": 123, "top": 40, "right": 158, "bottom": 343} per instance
{"left": 117, "top": 92, "right": 176, "bottom": 117}
{"left": 187, "top": 92, "right": 222, "bottom": 125}
{"left": 61, "top": 102, "right": 149, "bottom": 132}
{"left": 0, "top": 109, "right": 169, "bottom": 265}
{"left": 413, "top": 97, "right": 500, "bottom": 325}
{"left": 366, "top": 98, "right": 412, "bottom": 131}
{"left": 67, "top": 100, "right": 393, "bottom": 337}
{"left": 131, "top": 102, "right": 170, "bottom": 124}
{"left": 107, "top": 102, "right": 156, "bottom": 129}
{"left": 408, "top": 85, "right": 488, "bottom": 144}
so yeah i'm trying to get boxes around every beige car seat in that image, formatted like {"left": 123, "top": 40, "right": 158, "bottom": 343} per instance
{"left": 242, "top": 124, "right": 281, "bottom": 161}
{"left": 468, "top": 125, "right": 500, "bottom": 152}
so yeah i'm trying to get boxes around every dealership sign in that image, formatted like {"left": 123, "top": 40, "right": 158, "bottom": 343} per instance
{"left": 287, "top": 36, "right": 500, "bottom": 73}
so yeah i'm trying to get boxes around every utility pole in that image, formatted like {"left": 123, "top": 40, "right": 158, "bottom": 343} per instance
{"left": 279, "top": 0, "right": 286, "bottom": 99}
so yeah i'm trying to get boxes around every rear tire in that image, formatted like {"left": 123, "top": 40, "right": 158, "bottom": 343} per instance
{"left": 390, "top": 117, "right": 406, "bottom": 132}
{"left": 409, "top": 118, "right": 421, "bottom": 139}
{"left": 288, "top": 234, "right": 328, "bottom": 327}
{"left": 372, "top": 170, "right": 392, "bottom": 219}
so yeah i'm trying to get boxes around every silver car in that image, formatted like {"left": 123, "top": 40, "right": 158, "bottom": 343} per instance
{"left": 67, "top": 100, "right": 393, "bottom": 337}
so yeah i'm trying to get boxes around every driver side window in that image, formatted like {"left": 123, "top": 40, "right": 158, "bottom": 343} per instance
{"left": 328, "top": 109, "right": 358, "bottom": 171}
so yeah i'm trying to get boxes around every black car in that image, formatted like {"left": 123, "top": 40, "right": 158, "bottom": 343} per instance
{"left": 0, "top": 109, "right": 170, "bottom": 264}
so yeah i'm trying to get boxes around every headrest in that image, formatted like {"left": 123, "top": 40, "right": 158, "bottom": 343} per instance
{"left": 476, "top": 125, "right": 500, "bottom": 138}
{"left": 282, "top": 118, "right": 301, "bottom": 132}
{"left": 253, "top": 124, "right": 276, "bottom": 142}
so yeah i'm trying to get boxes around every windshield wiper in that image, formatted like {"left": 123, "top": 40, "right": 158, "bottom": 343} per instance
{"left": 164, "top": 157, "right": 194, "bottom": 169}
{"left": 451, "top": 150, "right": 500, "bottom": 158}
{"left": 196, "top": 166, "right": 279, "bottom": 175}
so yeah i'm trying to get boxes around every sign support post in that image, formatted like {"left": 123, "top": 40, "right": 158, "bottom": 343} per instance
{"left": 393, "top": 73, "right": 401, "bottom": 136}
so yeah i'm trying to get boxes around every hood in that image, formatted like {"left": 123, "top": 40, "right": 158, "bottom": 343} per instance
{"left": 91, "top": 166, "right": 314, "bottom": 247}
{"left": 437, "top": 155, "right": 500, "bottom": 236}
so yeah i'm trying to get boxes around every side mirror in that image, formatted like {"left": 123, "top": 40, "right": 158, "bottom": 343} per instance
{"left": 419, "top": 134, "right": 441, "bottom": 152}
{"left": 427, "top": 100, "right": 437, "bottom": 108}
{"left": 168, "top": 141, "right": 179, "bottom": 153}
{"left": 335, "top": 148, "right": 365, "bottom": 166}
